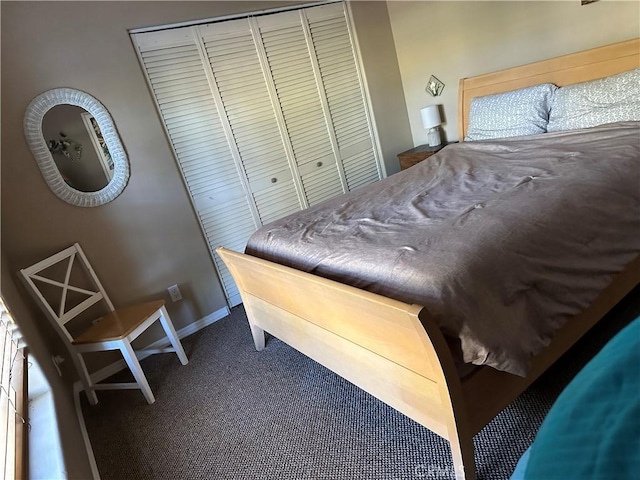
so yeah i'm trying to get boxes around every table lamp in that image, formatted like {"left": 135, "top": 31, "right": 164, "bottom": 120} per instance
{"left": 420, "top": 105, "right": 442, "bottom": 147}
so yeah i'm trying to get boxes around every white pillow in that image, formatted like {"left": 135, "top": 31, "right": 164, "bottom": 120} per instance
{"left": 465, "top": 83, "right": 557, "bottom": 141}
{"left": 547, "top": 68, "right": 640, "bottom": 132}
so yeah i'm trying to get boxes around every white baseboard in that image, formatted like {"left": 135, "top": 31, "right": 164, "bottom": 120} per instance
{"left": 73, "top": 305, "right": 230, "bottom": 479}
{"left": 73, "top": 382, "right": 101, "bottom": 480}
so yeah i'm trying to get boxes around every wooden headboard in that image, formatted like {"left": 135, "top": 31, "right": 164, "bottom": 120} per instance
{"left": 458, "top": 38, "right": 640, "bottom": 139}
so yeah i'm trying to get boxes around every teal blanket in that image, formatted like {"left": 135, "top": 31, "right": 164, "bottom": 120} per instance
{"left": 512, "top": 316, "right": 640, "bottom": 479}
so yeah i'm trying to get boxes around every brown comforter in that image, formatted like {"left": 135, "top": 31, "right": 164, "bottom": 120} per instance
{"left": 246, "top": 122, "right": 640, "bottom": 375}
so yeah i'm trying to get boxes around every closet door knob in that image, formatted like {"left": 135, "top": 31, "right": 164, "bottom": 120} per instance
{"left": 316, "top": 161, "right": 323, "bottom": 167}
{"left": 271, "top": 177, "right": 278, "bottom": 184}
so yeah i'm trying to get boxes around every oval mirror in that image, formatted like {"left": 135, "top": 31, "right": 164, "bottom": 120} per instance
{"left": 24, "top": 88, "right": 129, "bottom": 207}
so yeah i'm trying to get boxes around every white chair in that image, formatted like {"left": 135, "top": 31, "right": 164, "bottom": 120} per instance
{"left": 20, "top": 243, "right": 188, "bottom": 405}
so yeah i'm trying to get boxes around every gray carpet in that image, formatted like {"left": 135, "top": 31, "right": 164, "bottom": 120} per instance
{"left": 82, "top": 287, "right": 640, "bottom": 480}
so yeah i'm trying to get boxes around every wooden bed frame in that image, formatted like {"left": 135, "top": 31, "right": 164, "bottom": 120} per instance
{"left": 217, "top": 38, "right": 640, "bottom": 480}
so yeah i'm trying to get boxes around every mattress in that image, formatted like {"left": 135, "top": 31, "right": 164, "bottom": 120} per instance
{"left": 246, "top": 122, "right": 640, "bottom": 375}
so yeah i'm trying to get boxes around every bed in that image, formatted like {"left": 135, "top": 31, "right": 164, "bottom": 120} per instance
{"left": 217, "top": 38, "right": 640, "bottom": 480}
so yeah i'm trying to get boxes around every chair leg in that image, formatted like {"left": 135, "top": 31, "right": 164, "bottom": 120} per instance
{"left": 119, "top": 341, "right": 155, "bottom": 404}
{"left": 73, "top": 352, "right": 98, "bottom": 405}
{"left": 158, "top": 305, "right": 188, "bottom": 365}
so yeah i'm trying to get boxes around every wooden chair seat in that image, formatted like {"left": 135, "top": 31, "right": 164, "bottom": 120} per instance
{"left": 73, "top": 300, "right": 166, "bottom": 345}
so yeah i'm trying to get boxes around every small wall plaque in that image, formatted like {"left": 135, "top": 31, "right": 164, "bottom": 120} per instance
{"left": 426, "top": 75, "right": 445, "bottom": 97}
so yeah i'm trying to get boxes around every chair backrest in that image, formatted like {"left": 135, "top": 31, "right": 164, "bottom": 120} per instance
{"left": 20, "top": 243, "right": 115, "bottom": 342}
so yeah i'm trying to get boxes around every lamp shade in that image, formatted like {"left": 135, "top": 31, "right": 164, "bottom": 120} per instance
{"left": 420, "top": 105, "right": 441, "bottom": 130}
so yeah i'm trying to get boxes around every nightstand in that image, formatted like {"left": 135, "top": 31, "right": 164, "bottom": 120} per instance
{"left": 397, "top": 143, "right": 449, "bottom": 171}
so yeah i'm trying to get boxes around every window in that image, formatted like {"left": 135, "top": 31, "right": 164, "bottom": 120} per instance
{"left": 0, "top": 296, "right": 27, "bottom": 479}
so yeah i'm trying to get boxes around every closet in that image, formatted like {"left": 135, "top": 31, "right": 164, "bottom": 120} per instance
{"left": 131, "top": 2, "right": 383, "bottom": 306}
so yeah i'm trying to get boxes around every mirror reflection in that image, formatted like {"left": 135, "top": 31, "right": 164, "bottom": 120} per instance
{"left": 42, "top": 105, "right": 114, "bottom": 192}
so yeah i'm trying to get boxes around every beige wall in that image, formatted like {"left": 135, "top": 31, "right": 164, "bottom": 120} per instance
{"left": 387, "top": 0, "right": 640, "bottom": 144}
{"left": 1, "top": 2, "right": 408, "bottom": 371}
{"left": 348, "top": 2, "right": 413, "bottom": 174}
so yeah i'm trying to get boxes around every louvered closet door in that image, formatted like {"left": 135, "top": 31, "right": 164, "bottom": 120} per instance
{"left": 199, "top": 20, "right": 303, "bottom": 224}
{"left": 255, "top": 12, "right": 346, "bottom": 207}
{"left": 306, "top": 4, "right": 381, "bottom": 190}
{"left": 132, "top": 1, "right": 383, "bottom": 307}
{"left": 132, "top": 28, "right": 258, "bottom": 306}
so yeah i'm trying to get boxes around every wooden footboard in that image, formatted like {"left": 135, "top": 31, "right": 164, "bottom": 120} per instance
{"left": 218, "top": 247, "right": 639, "bottom": 480}
{"left": 217, "top": 247, "right": 476, "bottom": 479}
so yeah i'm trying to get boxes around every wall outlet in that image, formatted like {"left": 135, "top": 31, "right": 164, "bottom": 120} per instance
{"left": 168, "top": 284, "right": 182, "bottom": 302}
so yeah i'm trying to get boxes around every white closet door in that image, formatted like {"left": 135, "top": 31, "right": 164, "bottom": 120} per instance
{"left": 255, "top": 12, "right": 346, "bottom": 207}
{"left": 306, "top": 4, "right": 381, "bottom": 190}
{"left": 132, "top": 28, "right": 257, "bottom": 306}
{"left": 200, "top": 20, "right": 303, "bottom": 224}
{"left": 132, "top": 2, "right": 384, "bottom": 307}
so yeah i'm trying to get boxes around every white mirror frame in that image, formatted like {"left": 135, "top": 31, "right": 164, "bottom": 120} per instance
{"left": 23, "top": 88, "right": 130, "bottom": 207}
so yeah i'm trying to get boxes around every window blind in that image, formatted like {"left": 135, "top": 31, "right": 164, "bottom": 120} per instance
{"left": 0, "top": 296, "right": 26, "bottom": 480}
